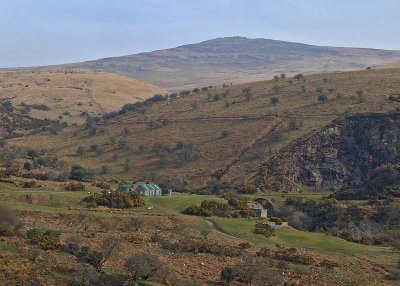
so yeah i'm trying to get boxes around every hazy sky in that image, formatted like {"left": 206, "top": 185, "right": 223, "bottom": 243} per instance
{"left": 1, "top": 0, "right": 400, "bottom": 67}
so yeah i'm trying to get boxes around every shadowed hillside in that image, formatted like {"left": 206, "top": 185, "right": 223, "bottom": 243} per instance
{"left": 15, "top": 37, "right": 400, "bottom": 90}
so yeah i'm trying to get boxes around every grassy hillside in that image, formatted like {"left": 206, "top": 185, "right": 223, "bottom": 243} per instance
{"left": 379, "top": 61, "right": 400, "bottom": 69}
{"left": 0, "top": 70, "right": 166, "bottom": 124}
{"left": 12, "top": 37, "right": 400, "bottom": 90}
{"left": 9, "top": 67, "right": 400, "bottom": 189}
{"left": 0, "top": 183, "right": 398, "bottom": 285}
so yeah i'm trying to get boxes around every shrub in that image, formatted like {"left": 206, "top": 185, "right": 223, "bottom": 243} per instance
{"left": 78, "top": 246, "right": 103, "bottom": 270}
{"left": 200, "top": 200, "right": 230, "bottom": 216}
{"left": 255, "top": 222, "right": 275, "bottom": 237}
{"left": 257, "top": 246, "right": 314, "bottom": 265}
{"left": 288, "top": 211, "right": 312, "bottom": 230}
{"left": 220, "top": 267, "right": 235, "bottom": 283}
{"left": 138, "top": 144, "right": 146, "bottom": 153}
{"left": 76, "top": 146, "right": 85, "bottom": 156}
{"left": 208, "top": 179, "right": 222, "bottom": 194}
{"left": 22, "top": 181, "right": 36, "bottom": 188}
{"left": 55, "top": 171, "right": 70, "bottom": 182}
{"left": 221, "top": 129, "right": 230, "bottom": 138}
{"left": 124, "top": 254, "right": 164, "bottom": 282}
{"left": 127, "top": 217, "right": 145, "bottom": 231}
{"left": 26, "top": 228, "right": 61, "bottom": 250}
{"left": 269, "top": 217, "right": 284, "bottom": 225}
{"left": 0, "top": 205, "right": 18, "bottom": 237}
{"left": 232, "top": 255, "right": 283, "bottom": 285}
{"left": 393, "top": 239, "right": 400, "bottom": 250}
{"left": 319, "top": 259, "right": 339, "bottom": 269}
{"left": 94, "top": 182, "right": 110, "bottom": 190}
{"left": 82, "top": 191, "right": 145, "bottom": 209}
{"left": 238, "top": 183, "right": 257, "bottom": 194}
{"left": 2, "top": 101, "right": 14, "bottom": 112}
{"left": 26, "top": 228, "right": 41, "bottom": 242}
{"left": 38, "top": 234, "right": 62, "bottom": 250}
{"left": 78, "top": 236, "right": 121, "bottom": 271}
{"left": 64, "top": 236, "right": 81, "bottom": 255}
{"left": 387, "top": 269, "right": 400, "bottom": 281}
{"left": 182, "top": 205, "right": 212, "bottom": 217}
{"left": 238, "top": 242, "right": 252, "bottom": 249}
{"left": 155, "top": 235, "right": 243, "bottom": 257}
{"left": 64, "top": 182, "right": 85, "bottom": 191}
{"left": 317, "top": 94, "right": 327, "bottom": 103}
{"left": 70, "top": 165, "right": 95, "bottom": 181}
{"left": 294, "top": 74, "right": 304, "bottom": 81}
{"left": 288, "top": 118, "right": 300, "bottom": 130}
{"left": 23, "top": 162, "right": 32, "bottom": 171}
{"left": 0, "top": 224, "right": 14, "bottom": 237}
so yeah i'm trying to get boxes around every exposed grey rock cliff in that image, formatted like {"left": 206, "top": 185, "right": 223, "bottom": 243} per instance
{"left": 255, "top": 113, "right": 400, "bottom": 191}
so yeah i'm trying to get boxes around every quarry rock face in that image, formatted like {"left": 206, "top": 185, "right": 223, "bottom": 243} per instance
{"left": 256, "top": 113, "right": 400, "bottom": 191}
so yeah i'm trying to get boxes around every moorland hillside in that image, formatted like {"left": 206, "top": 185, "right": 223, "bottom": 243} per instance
{"left": 0, "top": 71, "right": 166, "bottom": 124}
{"left": 8, "top": 67, "right": 400, "bottom": 191}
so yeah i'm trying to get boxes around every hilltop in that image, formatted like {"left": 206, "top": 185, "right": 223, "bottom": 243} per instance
{"left": 8, "top": 67, "right": 400, "bottom": 190}
{"left": 15, "top": 37, "right": 400, "bottom": 90}
{"left": 0, "top": 71, "right": 166, "bottom": 123}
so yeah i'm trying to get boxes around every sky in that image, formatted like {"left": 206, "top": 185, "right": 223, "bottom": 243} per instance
{"left": 1, "top": 0, "right": 400, "bottom": 67}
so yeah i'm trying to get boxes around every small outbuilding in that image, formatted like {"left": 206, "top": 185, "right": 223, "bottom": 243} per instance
{"left": 162, "top": 188, "right": 172, "bottom": 196}
{"left": 249, "top": 202, "right": 268, "bottom": 218}
{"left": 116, "top": 184, "right": 131, "bottom": 192}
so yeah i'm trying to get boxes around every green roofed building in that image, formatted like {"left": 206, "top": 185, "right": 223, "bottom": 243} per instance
{"left": 132, "top": 182, "right": 162, "bottom": 197}
{"left": 116, "top": 181, "right": 164, "bottom": 197}
{"left": 116, "top": 184, "right": 131, "bottom": 192}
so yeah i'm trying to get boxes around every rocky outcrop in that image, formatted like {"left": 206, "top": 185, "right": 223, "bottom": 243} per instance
{"left": 255, "top": 113, "right": 400, "bottom": 191}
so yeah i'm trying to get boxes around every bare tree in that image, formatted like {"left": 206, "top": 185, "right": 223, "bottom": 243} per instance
{"left": 271, "top": 85, "right": 279, "bottom": 95}
{"left": 242, "top": 87, "right": 252, "bottom": 101}
{"left": 270, "top": 96, "right": 279, "bottom": 106}
{"left": 100, "top": 236, "right": 120, "bottom": 266}
{"left": 294, "top": 73, "right": 304, "bottom": 81}
{"left": 124, "top": 254, "right": 163, "bottom": 282}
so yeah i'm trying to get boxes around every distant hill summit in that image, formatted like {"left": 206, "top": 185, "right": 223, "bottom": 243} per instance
{"left": 13, "top": 37, "right": 400, "bottom": 90}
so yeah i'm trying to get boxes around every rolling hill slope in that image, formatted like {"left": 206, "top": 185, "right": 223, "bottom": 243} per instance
{"left": 8, "top": 67, "right": 400, "bottom": 190}
{"left": 16, "top": 37, "right": 400, "bottom": 90}
{"left": 0, "top": 71, "right": 166, "bottom": 123}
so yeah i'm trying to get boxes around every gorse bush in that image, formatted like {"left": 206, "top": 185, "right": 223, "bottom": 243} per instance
{"left": 26, "top": 228, "right": 61, "bottom": 250}
{"left": 64, "top": 182, "right": 85, "bottom": 191}
{"left": 183, "top": 196, "right": 256, "bottom": 218}
{"left": 254, "top": 222, "right": 275, "bottom": 237}
{"left": 82, "top": 190, "right": 145, "bottom": 209}
{"left": 257, "top": 246, "right": 315, "bottom": 265}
